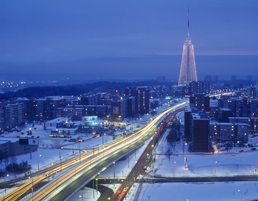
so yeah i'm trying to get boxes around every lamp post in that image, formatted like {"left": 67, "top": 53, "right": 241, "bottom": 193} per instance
{"left": 133, "top": 160, "right": 137, "bottom": 184}
{"left": 113, "top": 161, "right": 116, "bottom": 188}
{"left": 128, "top": 154, "right": 130, "bottom": 168}
{"left": 51, "top": 163, "right": 54, "bottom": 180}
{"left": 102, "top": 133, "right": 106, "bottom": 145}
{"left": 238, "top": 189, "right": 242, "bottom": 201}
{"left": 92, "top": 180, "right": 95, "bottom": 198}
{"left": 173, "top": 161, "right": 176, "bottom": 177}
{"left": 135, "top": 147, "right": 137, "bottom": 158}
{"left": 79, "top": 194, "right": 83, "bottom": 201}
{"left": 96, "top": 178, "right": 98, "bottom": 194}
{"left": 31, "top": 177, "right": 34, "bottom": 197}
{"left": 184, "top": 156, "right": 187, "bottom": 169}
{"left": 79, "top": 141, "right": 81, "bottom": 162}
{"left": 74, "top": 160, "right": 77, "bottom": 175}
{"left": 28, "top": 176, "right": 34, "bottom": 197}
{"left": 151, "top": 144, "right": 155, "bottom": 169}
{"left": 4, "top": 174, "right": 9, "bottom": 193}
{"left": 38, "top": 154, "right": 41, "bottom": 170}
{"left": 215, "top": 161, "right": 218, "bottom": 176}
{"left": 59, "top": 149, "right": 62, "bottom": 170}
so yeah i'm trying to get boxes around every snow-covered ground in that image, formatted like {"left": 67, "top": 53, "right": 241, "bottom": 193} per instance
{"left": 127, "top": 182, "right": 258, "bottom": 201}
{"left": 69, "top": 187, "right": 100, "bottom": 201}
{"left": 127, "top": 110, "right": 258, "bottom": 201}
{"left": 148, "top": 111, "right": 258, "bottom": 178}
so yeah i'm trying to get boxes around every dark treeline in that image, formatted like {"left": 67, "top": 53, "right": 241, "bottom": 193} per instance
{"left": 0, "top": 80, "right": 173, "bottom": 100}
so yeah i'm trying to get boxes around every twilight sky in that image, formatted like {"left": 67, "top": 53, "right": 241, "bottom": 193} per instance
{"left": 0, "top": 0, "right": 258, "bottom": 82}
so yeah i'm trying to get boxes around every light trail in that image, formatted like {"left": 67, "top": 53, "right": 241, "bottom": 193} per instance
{"left": 1, "top": 101, "right": 188, "bottom": 201}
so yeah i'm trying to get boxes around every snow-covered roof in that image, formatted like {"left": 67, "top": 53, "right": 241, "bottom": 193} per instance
{"left": 46, "top": 117, "right": 68, "bottom": 123}
{"left": 17, "top": 97, "right": 29, "bottom": 101}
{"left": 228, "top": 117, "right": 249, "bottom": 120}
{"left": 0, "top": 138, "right": 19, "bottom": 143}
{"left": 0, "top": 140, "right": 10, "bottom": 144}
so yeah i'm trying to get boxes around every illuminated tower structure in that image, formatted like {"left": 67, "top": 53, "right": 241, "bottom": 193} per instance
{"left": 178, "top": 8, "right": 198, "bottom": 85}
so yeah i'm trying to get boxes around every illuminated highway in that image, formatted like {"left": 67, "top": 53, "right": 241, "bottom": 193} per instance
{"left": 1, "top": 101, "right": 187, "bottom": 201}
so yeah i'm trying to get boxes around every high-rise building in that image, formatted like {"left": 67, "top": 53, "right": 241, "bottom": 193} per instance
{"left": 189, "top": 81, "right": 210, "bottom": 95}
{"left": 111, "top": 99, "right": 126, "bottom": 122}
{"left": 125, "top": 87, "right": 150, "bottom": 114}
{"left": 189, "top": 93, "right": 210, "bottom": 112}
{"left": 178, "top": 9, "right": 198, "bottom": 85}
{"left": 191, "top": 111, "right": 209, "bottom": 152}
{"left": 135, "top": 87, "right": 150, "bottom": 114}
{"left": 209, "top": 122, "right": 249, "bottom": 142}
{"left": 248, "top": 87, "right": 257, "bottom": 98}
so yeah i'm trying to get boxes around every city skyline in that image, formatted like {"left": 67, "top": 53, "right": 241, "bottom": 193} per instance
{"left": 0, "top": 1, "right": 258, "bottom": 82}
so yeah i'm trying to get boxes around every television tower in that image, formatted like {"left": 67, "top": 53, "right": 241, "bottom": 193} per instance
{"left": 178, "top": 8, "right": 198, "bottom": 85}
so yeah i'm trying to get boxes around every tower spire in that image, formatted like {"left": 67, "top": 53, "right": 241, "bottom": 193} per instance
{"left": 187, "top": 7, "right": 190, "bottom": 39}
{"left": 178, "top": 6, "right": 198, "bottom": 85}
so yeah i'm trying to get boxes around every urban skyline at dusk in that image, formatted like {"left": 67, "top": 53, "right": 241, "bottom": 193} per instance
{"left": 1, "top": 2, "right": 258, "bottom": 199}
{"left": 0, "top": 1, "right": 258, "bottom": 82}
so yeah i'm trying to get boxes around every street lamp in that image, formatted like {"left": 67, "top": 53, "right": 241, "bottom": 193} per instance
{"left": 113, "top": 161, "right": 116, "bottom": 188}
{"left": 28, "top": 176, "right": 34, "bottom": 197}
{"left": 238, "top": 189, "right": 242, "bottom": 201}
{"left": 79, "top": 141, "right": 81, "bottom": 162}
{"left": 79, "top": 194, "right": 83, "bottom": 201}
{"left": 4, "top": 174, "right": 9, "bottom": 193}
{"left": 128, "top": 154, "right": 130, "bottom": 168}
{"left": 173, "top": 161, "right": 176, "bottom": 177}
{"left": 96, "top": 178, "right": 98, "bottom": 194}
{"left": 92, "top": 179, "right": 95, "bottom": 198}
{"left": 59, "top": 149, "right": 62, "bottom": 170}
{"left": 215, "top": 161, "right": 218, "bottom": 176}
{"left": 102, "top": 133, "right": 106, "bottom": 145}
{"left": 184, "top": 156, "right": 187, "bottom": 169}
{"left": 38, "top": 154, "right": 41, "bottom": 170}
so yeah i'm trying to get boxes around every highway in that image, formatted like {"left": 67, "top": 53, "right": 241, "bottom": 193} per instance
{"left": 30, "top": 101, "right": 187, "bottom": 201}
{"left": 0, "top": 101, "right": 187, "bottom": 201}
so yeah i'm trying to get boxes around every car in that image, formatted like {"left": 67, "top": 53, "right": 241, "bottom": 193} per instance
{"left": 37, "top": 136, "right": 40, "bottom": 138}
{"left": 239, "top": 150, "right": 244, "bottom": 152}
{"left": 251, "top": 148, "right": 256, "bottom": 151}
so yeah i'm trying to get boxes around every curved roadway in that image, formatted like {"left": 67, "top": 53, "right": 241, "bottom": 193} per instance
{"left": 1, "top": 101, "right": 187, "bottom": 201}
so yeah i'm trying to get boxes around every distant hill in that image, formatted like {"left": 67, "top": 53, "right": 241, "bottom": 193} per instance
{"left": 0, "top": 80, "right": 167, "bottom": 100}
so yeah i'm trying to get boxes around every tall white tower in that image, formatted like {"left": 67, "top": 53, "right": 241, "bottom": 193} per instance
{"left": 178, "top": 8, "right": 198, "bottom": 85}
